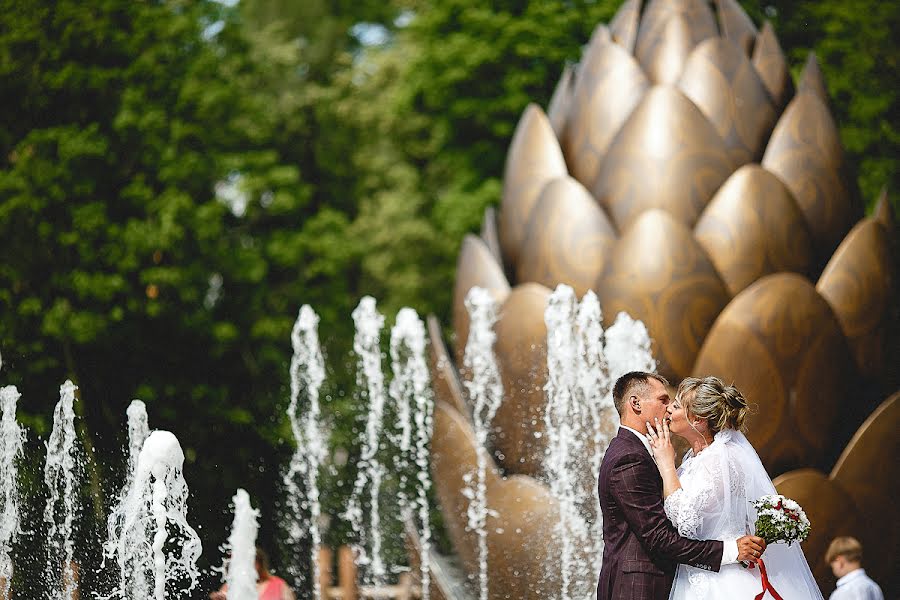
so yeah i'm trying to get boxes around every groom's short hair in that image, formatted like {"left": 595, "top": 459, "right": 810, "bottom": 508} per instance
{"left": 613, "top": 371, "right": 669, "bottom": 415}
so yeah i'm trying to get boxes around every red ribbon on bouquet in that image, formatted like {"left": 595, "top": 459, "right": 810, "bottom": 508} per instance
{"left": 753, "top": 559, "right": 784, "bottom": 600}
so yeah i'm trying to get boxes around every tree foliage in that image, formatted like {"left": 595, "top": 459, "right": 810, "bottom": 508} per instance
{"left": 743, "top": 0, "right": 900, "bottom": 209}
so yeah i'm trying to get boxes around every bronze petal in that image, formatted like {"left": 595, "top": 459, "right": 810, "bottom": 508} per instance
{"left": 637, "top": 14, "right": 696, "bottom": 85}
{"left": 695, "top": 164, "right": 814, "bottom": 296}
{"left": 715, "top": 0, "right": 757, "bottom": 55}
{"left": 873, "top": 185, "right": 893, "bottom": 228}
{"left": 430, "top": 400, "right": 500, "bottom": 578}
{"left": 678, "top": 38, "right": 777, "bottom": 165}
{"left": 480, "top": 205, "right": 503, "bottom": 267}
{"left": 563, "top": 39, "right": 650, "bottom": 192}
{"left": 493, "top": 283, "right": 551, "bottom": 477}
{"left": 817, "top": 219, "right": 893, "bottom": 378}
{"left": 428, "top": 315, "right": 470, "bottom": 419}
{"left": 518, "top": 176, "right": 617, "bottom": 297}
{"left": 403, "top": 520, "right": 461, "bottom": 600}
{"left": 547, "top": 63, "right": 575, "bottom": 141}
{"left": 692, "top": 273, "right": 856, "bottom": 474}
{"left": 430, "top": 401, "right": 562, "bottom": 598}
{"left": 453, "top": 234, "right": 510, "bottom": 367}
{"left": 598, "top": 209, "right": 729, "bottom": 380}
{"left": 762, "top": 93, "right": 861, "bottom": 264}
{"left": 587, "top": 22, "right": 611, "bottom": 47}
{"left": 752, "top": 21, "right": 794, "bottom": 111}
{"left": 797, "top": 52, "right": 829, "bottom": 104}
{"left": 484, "top": 475, "right": 564, "bottom": 597}
{"left": 609, "top": 0, "right": 641, "bottom": 53}
{"left": 635, "top": 0, "right": 718, "bottom": 83}
{"left": 593, "top": 85, "right": 735, "bottom": 231}
{"left": 499, "top": 104, "right": 568, "bottom": 270}
{"left": 830, "top": 393, "right": 900, "bottom": 590}
{"left": 772, "top": 470, "right": 863, "bottom": 590}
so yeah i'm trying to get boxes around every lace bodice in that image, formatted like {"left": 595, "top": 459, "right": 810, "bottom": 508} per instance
{"left": 663, "top": 429, "right": 750, "bottom": 541}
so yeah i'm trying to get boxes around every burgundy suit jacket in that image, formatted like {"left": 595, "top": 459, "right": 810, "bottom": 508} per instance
{"left": 596, "top": 428, "right": 723, "bottom": 600}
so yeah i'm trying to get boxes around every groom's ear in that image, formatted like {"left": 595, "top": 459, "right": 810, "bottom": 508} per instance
{"left": 630, "top": 395, "right": 641, "bottom": 412}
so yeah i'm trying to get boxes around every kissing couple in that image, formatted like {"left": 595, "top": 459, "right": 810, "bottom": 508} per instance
{"left": 597, "top": 372, "right": 823, "bottom": 600}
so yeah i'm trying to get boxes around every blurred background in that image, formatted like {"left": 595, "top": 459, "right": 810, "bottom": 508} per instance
{"left": 0, "top": 0, "right": 896, "bottom": 596}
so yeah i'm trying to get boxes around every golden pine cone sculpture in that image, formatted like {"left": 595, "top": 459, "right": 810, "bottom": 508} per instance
{"left": 426, "top": 0, "right": 897, "bottom": 597}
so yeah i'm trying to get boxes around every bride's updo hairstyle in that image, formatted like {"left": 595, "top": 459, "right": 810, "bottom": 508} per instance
{"left": 676, "top": 376, "right": 749, "bottom": 433}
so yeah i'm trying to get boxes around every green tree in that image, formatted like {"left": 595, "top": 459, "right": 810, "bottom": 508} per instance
{"left": 744, "top": 1, "right": 900, "bottom": 211}
{"left": 0, "top": 0, "right": 327, "bottom": 591}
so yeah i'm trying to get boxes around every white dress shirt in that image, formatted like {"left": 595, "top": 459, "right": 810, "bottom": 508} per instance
{"left": 618, "top": 426, "right": 739, "bottom": 567}
{"left": 830, "top": 568, "right": 884, "bottom": 600}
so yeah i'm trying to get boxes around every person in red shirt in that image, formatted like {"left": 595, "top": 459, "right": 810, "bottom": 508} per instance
{"left": 209, "top": 547, "right": 296, "bottom": 600}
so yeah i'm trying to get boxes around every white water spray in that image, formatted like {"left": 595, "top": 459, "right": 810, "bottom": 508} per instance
{"left": 603, "top": 312, "right": 656, "bottom": 382}
{"left": 112, "top": 430, "right": 201, "bottom": 600}
{"left": 575, "top": 292, "right": 614, "bottom": 575}
{"left": 43, "top": 380, "right": 82, "bottom": 600}
{"left": 461, "top": 287, "right": 503, "bottom": 600}
{"left": 283, "top": 305, "right": 327, "bottom": 598}
{"left": 544, "top": 285, "right": 593, "bottom": 599}
{"left": 388, "top": 309, "right": 434, "bottom": 599}
{"left": 343, "top": 297, "right": 389, "bottom": 584}
{"left": 223, "top": 489, "right": 259, "bottom": 600}
{"left": 126, "top": 400, "right": 150, "bottom": 478}
{"left": 543, "top": 289, "right": 657, "bottom": 595}
{"left": 0, "top": 384, "right": 25, "bottom": 599}
{"left": 105, "top": 400, "right": 151, "bottom": 598}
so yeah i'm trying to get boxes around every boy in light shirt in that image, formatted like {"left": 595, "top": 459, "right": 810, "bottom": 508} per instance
{"left": 826, "top": 537, "right": 884, "bottom": 600}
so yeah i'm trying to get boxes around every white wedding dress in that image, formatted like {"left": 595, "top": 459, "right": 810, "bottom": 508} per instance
{"left": 663, "top": 428, "right": 824, "bottom": 600}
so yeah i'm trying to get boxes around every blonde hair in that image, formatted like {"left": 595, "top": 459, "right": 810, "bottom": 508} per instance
{"left": 825, "top": 536, "right": 863, "bottom": 564}
{"left": 676, "top": 376, "right": 749, "bottom": 433}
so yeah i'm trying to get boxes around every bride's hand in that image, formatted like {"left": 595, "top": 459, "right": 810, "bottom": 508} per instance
{"left": 647, "top": 417, "right": 676, "bottom": 471}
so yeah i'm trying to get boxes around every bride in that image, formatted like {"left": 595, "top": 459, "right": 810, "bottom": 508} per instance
{"left": 646, "top": 376, "right": 823, "bottom": 600}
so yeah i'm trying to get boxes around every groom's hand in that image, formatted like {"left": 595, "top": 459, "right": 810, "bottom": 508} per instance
{"left": 736, "top": 535, "right": 766, "bottom": 563}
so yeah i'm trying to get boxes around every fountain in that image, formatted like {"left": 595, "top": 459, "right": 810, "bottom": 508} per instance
{"left": 125, "top": 400, "right": 150, "bottom": 479}
{"left": 343, "top": 296, "right": 389, "bottom": 585}
{"left": 43, "top": 380, "right": 82, "bottom": 600}
{"left": 283, "top": 304, "right": 327, "bottom": 597}
{"left": 543, "top": 284, "right": 657, "bottom": 598}
{"left": 222, "top": 489, "right": 260, "bottom": 600}
{"left": 0, "top": 301, "right": 435, "bottom": 600}
{"left": 104, "top": 399, "right": 152, "bottom": 598}
{"left": 107, "top": 430, "right": 201, "bottom": 600}
{"left": 543, "top": 285, "right": 594, "bottom": 598}
{"left": 0, "top": 382, "right": 24, "bottom": 599}
{"left": 388, "top": 308, "right": 434, "bottom": 600}
{"left": 460, "top": 287, "right": 503, "bottom": 600}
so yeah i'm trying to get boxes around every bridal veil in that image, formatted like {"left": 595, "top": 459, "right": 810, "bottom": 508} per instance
{"left": 665, "top": 428, "right": 824, "bottom": 600}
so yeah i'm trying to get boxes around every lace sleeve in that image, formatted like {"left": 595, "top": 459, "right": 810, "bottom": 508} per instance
{"left": 663, "top": 488, "right": 702, "bottom": 538}
{"left": 663, "top": 457, "right": 721, "bottom": 539}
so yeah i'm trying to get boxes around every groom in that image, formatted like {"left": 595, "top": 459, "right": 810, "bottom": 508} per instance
{"left": 597, "top": 371, "right": 766, "bottom": 600}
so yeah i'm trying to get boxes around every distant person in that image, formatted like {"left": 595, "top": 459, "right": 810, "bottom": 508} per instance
{"left": 826, "top": 537, "right": 884, "bottom": 600}
{"left": 210, "top": 547, "right": 296, "bottom": 600}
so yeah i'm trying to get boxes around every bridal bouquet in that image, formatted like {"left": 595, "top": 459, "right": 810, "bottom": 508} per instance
{"left": 751, "top": 494, "right": 811, "bottom": 546}
{"left": 746, "top": 495, "right": 811, "bottom": 599}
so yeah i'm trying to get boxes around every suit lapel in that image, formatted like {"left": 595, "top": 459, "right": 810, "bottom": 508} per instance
{"left": 615, "top": 426, "right": 649, "bottom": 453}
{"left": 614, "top": 427, "right": 663, "bottom": 487}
